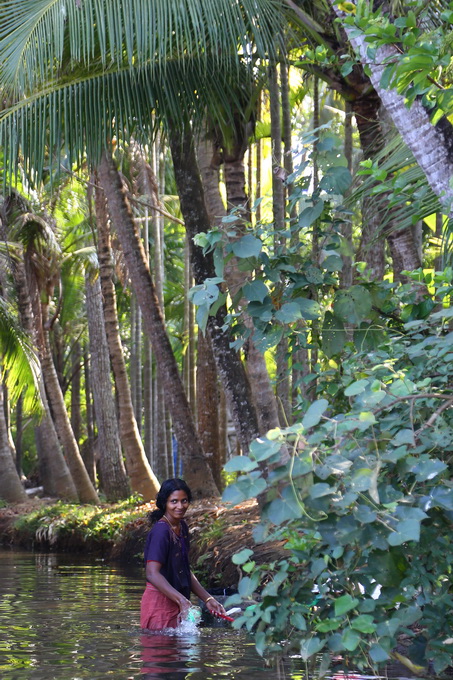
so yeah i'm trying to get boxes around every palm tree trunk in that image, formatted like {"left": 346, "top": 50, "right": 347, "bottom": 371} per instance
{"left": 143, "top": 336, "right": 153, "bottom": 462}
{"left": 332, "top": 1, "right": 453, "bottom": 216}
{"left": 197, "top": 328, "right": 221, "bottom": 488}
{"left": 12, "top": 255, "right": 78, "bottom": 500}
{"left": 83, "top": 347, "right": 96, "bottom": 485}
{"left": 70, "top": 340, "right": 82, "bottom": 444}
{"left": 196, "top": 131, "right": 280, "bottom": 435}
{"left": 171, "top": 128, "right": 260, "bottom": 450}
{"left": 269, "top": 62, "right": 291, "bottom": 422}
{"left": 218, "top": 387, "right": 229, "bottom": 483}
{"left": 130, "top": 295, "right": 139, "bottom": 418}
{"left": 134, "top": 298, "right": 143, "bottom": 432}
{"left": 341, "top": 101, "right": 354, "bottom": 288}
{"left": 38, "top": 313, "right": 99, "bottom": 503}
{"left": 94, "top": 179, "right": 160, "bottom": 498}
{"left": 14, "top": 392, "right": 23, "bottom": 475}
{"left": 256, "top": 92, "right": 263, "bottom": 225}
{"left": 152, "top": 140, "right": 169, "bottom": 480}
{"left": 85, "top": 271, "right": 131, "bottom": 501}
{"left": 98, "top": 151, "right": 218, "bottom": 497}
{"left": 0, "top": 376, "right": 27, "bottom": 502}
{"left": 152, "top": 365, "right": 168, "bottom": 480}
{"left": 130, "top": 140, "right": 168, "bottom": 480}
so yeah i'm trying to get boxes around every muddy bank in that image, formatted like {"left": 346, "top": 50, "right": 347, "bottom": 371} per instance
{"left": 0, "top": 498, "right": 286, "bottom": 588}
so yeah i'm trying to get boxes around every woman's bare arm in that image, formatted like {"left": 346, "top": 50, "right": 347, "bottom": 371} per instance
{"left": 190, "top": 572, "right": 225, "bottom": 616}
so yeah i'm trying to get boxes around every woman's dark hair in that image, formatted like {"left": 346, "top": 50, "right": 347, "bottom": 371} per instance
{"left": 148, "top": 478, "right": 192, "bottom": 524}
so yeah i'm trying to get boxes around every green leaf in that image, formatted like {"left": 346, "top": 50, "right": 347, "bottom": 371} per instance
{"left": 305, "top": 265, "right": 324, "bottom": 284}
{"left": 296, "top": 297, "right": 321, "bottom": 320}
{"left": 243, "top": 280, "right": 269, "bottom": 303}
{"left": 231, "top": 234, "right": 262, "bottom": 258}
{"left": 344, "top": 379, "right": 369, "bottom": 397}
{"left": 350, "top": 468, "right": 373, "bottom": 492}
{"left": 411, "top": 458, "right": 447, "bottom": 482}
{"left": 310, "top": 557, "right": 327, "bottom": 578}
{"left": 322, "top": 312, "right": 346, "bottom": 357}
{"left": 333, "top": 285, "right": 372, "bottom": 324}
{"left": 275, "top": 302, "right": 302, "bottom": 324}
{"left": 342, "top": 628, "right": 361, "bottom": 651}
{"left": 334, "top": 594, "right": 359, "bottom": 616}
{"left": 316, "top": 618, "right": 342, "bottom": 632}
{"left": 290, "top": 612, "right": 307, "bottom": 630}
{"left": 299, "top": 200, "right": 324, "bottom": 227}
{"left": 356, "top": 411, "right": 377, "bottom": 430}
{"left": 350, "top": 615, "right": 376, "bottom": 633}
{"left": 322, "top": 253, "right": 344, "bottom": 272}
{"left": 432, "top": 652, "right": 452, "bottom": 675}
{"left": 387, "top": 519, "right": 420, "bottom": 546}
{"left": 391, "top": 429, "right": 415, "bottom": 446}
{"left": 323, "top": 166, "right": 352, "bottom": 194}
{"left": 255, "top": 631, "right": 266, "bottom": 657}
{"left": 353, "top": 322, "right": 384, "bottom": 352}
{"left": 309, "top": 483, "right": 334, "bottom": 499}
{"left": 238, "top": 574, "right": 260, "bottom": 598}
{"left": 353, "top": 504, "right": 377, "bottom": 524}
{"left": 222, "top": 475, "right": 267, "bottom": 504}
{"left": 264, "top": 485, "right": 302, "bottom": 525}
{"left": 249, "top": 438, "right": 283, "bottom": 462}
{"left": 224, "top": 455, "right": 257, "bottom": 473}
{"left": 232, "top": 548, "right": 254, "bottom": 565}
{"left": 222, "top": 482, "right": 248, "bottom": 505}
{"left": 340, "top": 60, "right": 354, "bottom": 77}
{"left": 302, "top": 399, "right": 329, "bottom": 429}
{"left": 369, "top": 644, "right": 390, "bottom": 662}
{"left": 299, "top": 636, "right": 325, "bottom": 661}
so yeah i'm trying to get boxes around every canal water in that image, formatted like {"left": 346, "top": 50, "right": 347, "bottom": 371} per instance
{"left": 0, "top": 549, "right": 310, "bottom": 680}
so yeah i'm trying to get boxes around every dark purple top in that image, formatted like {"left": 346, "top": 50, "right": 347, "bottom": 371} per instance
{"left": 144, "top": 519, "right": 191, "bottom": 599}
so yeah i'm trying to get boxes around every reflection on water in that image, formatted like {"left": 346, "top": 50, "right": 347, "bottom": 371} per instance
{"left": 0, "top": 550, "right": 412, "bottom": 680}
{"left": 0, "top": 549, "right": 303, "bottom": 680}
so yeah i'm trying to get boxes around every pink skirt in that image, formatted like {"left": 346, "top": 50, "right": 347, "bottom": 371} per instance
{"left": 140, "top": 583, "right": 180, "bottom": 630}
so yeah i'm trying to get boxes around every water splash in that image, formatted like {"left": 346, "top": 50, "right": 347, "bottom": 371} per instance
{"left": 176, "top": 605, "right": 202, "bottom": 635}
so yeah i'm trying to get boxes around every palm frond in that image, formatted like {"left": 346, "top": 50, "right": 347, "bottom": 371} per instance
{"left": 0, "top": 296, "right": 41, "bottom": 412}
{"left": 0, "top": 57, "right": 260, "bottom": 186}
{"left": 347, "top": 132, "right": 446, "bottom": 237}
{"left": 0, "top": 0, "right": 290, "bottom": 94}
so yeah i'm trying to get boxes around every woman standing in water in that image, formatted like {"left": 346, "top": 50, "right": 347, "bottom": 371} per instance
{"left": 140, "top": 478, "right": 226, "bottom": 630}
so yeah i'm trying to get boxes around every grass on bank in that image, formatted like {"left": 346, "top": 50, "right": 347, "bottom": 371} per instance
{"left": 11, "top": 494, "right": 151, "bottom": 554}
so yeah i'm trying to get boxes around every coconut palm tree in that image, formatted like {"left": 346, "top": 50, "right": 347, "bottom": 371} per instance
{"left": 280, "top": 0, "right": 430, "bottom": 276}
{"left": 97, "top": 151, "right": 219, "bottom": 496}
{"left": 0, "top": 374, "right": 28, "bottom": 502}
{"left": 0, "top": 0, "right": 293, "bottom": 462}
{"left": 323, "top": 0, "right": 453, "bottom": 216}
{"left": 13, "top": 211, "right": 99, "bottom": 502}
{"left": 93, "top": 175, "right": 160, "bottom": 499}
{"left": 1, "top": 196, "right": 79, "bottom": 500}
{"left": 0, "top": 289, "right": 40, "bottom": 502}
{"left": 85, "top": 269, "right": 131, "bottom": 501}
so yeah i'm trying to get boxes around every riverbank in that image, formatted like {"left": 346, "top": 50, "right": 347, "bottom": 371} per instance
{"left": 0, "top": 496, "right": 286, "bottom": 588}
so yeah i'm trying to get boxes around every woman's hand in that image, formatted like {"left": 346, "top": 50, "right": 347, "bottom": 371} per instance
{"left": 206, "top": 597, "right": 226, "bottom": 617}
{"left": 176, "top": 596, "right": 192, "bottom": 621}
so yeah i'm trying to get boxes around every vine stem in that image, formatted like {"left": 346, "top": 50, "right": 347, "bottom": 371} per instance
{"left": 373, "top": 392, "right": 453, "bottom": 417}
{"left": 415, "top": 396, "right": 453, "bottom": 441}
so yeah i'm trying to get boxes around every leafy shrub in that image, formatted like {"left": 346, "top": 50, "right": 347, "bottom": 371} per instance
{"left": 223, "top": 284, "right": 453, "bottom": 674}
{"left": 13, "top": 494, "right": 147, "bottom": 548}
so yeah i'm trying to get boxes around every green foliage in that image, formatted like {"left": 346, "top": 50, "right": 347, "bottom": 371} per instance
{"left": 223, "top": 275, "right": 453, "bottom": 673}
{"left": 343, "top": 0, "right": 453, "bottom": 117}
{"left": 191, "top": 124, "right": 352, "bottom": 355}
{"left": 13, "top": 495, "right": 146, "bottom": 546}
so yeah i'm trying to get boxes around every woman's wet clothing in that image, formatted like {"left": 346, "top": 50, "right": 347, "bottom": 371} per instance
{"left": 140, "top": 519, "right": 191, "bottom": 630}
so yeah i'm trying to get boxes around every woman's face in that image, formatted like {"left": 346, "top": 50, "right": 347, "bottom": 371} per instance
{"left": 165, "top": 490, "right": 190, "bottom": 522}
